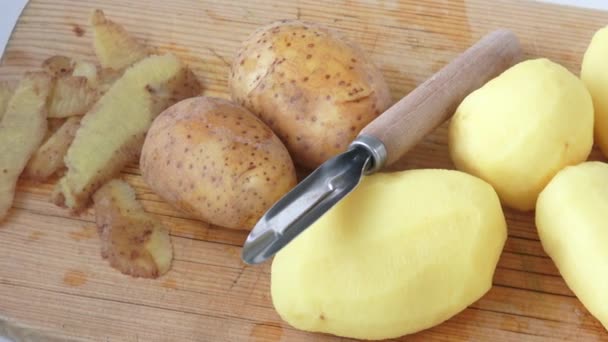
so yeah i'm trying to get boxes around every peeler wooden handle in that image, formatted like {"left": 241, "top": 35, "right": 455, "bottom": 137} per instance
{"left": 357, "top": 29, "right": 523, "bottom": 169}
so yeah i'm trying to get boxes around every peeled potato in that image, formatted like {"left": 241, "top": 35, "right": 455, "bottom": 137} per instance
{"left": 449, "top": 58, "right": 594, "bottom": 211}
{"left": 141, "top": 96, "right": 297, "bottom": 230}
{"left": 581, "top": 26, "right": 608, "bottom": 157}
{"left": 272, "top": 169, "right": 506, "bottom": 340}
{"left": 230, "top": 20, "right": 391, "bottom": 169}
{"left": 536, "top": 162, "right": 608, "bottom": 330}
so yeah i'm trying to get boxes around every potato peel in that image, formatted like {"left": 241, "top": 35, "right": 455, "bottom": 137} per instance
{"left": 48, "top": 75, "right": 98, "bottom": 118}
{"left": 0, "top": 81, "right": 14, "bottom": 121}
{"left": 91, "top": 9, "right": 152, "bottom": 71}
{"left": 97, "top": 67, "right": 122, "bottom": 93}
{"left": 47, "top": 118, "right": 66, "bottom": 134}
{"left": 93, "top": 179, "right": 173, "bottom": 278}
{"left": 72, "top": 60, "right": 99, "bottom": 86}
{"left": 42, "top": 55, "right": 73, "bottom": 77}
{"left": 0, "top": 72, "right": 53, "bottom": 220}
{"left": 24, "top": 116, "right": 81, "bottom": 181}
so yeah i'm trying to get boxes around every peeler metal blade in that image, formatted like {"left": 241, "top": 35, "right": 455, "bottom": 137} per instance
{"left": 241, "top": 145, "right": 372, "bottom": 265}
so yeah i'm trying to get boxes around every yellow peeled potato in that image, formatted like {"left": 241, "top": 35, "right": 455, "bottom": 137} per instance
{"left": 582, "top": 26, "right": 608, "bottom": 157}
{"left": 536, "top": 162, "right": 608, "bottom": 330}
{"left": 230, "top": 20, "right": 391, "bottom": 169}
{"left": 140, "top": 97, "right": 297, "bottom": 230}
{"left": 272, "top": 169, "right": 506, "bottom": 340}
{"left": 449, "top": 59, "right": 594, "bottom": 211}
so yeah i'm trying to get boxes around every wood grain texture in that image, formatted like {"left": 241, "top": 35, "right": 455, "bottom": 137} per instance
{"left": 1, "top": 0, "right": 608, "bottom": 341}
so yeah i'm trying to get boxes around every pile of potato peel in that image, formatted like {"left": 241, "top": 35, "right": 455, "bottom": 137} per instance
{"left": 0, "top": 9, "right": 201, "bottom": 279}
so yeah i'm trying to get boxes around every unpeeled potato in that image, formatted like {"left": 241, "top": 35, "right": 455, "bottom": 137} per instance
{"left": 140, "top": 96, "right": 297, "bottom": 230}
{"left": 581, "top": 25, "right": 608, "bottom": 158}
{"left": 449, "top": 59, "right": 594, "bottom": 211}
{"left": 272, "top": 169, "right": 506, "bottom": 340}
{"left": 230, "top": 20, "right": 391, "bottom": 169}
{"left": 536, "top": 162, "right": 608, "bottom": 330}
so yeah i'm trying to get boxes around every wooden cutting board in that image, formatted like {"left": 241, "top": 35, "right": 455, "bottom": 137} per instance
{"left": 1, "top": 0, "right": 607, "bottom": 340}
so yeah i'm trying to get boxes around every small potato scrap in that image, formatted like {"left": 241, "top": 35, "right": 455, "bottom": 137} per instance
{"left": 48, "top": 75, "right": 98, "bottom": 118}
{"left": 42, "top": 55, "right": 74, "bottom": 77}
{"left": 141, "top": 96, "right": 297, "bottom": 230}
{"left": 230, "top": 20, "right": 392, "bottom": 168}
{"left": 72, "top": 60, "right": 99, "bottom": 86}
{"left": 0, "top": 72, "right": 53, "bottom": 220}
{"left": 44, "top": 118, "right": 67, "bottom": 144}
{"left": 41, "top": 56, "right": 99, "bottom": 118}
{"left": 93, "top": 179, "right": 173, "bottom": 278}
{"left": 0, "top": 81, "right": 14, "bottom": 120}
{"left": 53, "top": 54, "right": 201, "bottom": 211}
{"left": 97, "top": 67, "right": 122, "bottom": 93}
{"left": 24, "top": 116, "right": 81, "bottom": 181}
{"left": 47, "top": 118, "right": 66, "bottom": 134}
{"left": 91, "top": 9, "right": 151, "bottom": 71}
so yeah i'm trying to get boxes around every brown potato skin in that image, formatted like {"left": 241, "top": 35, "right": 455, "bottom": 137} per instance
{"left": 41, "top": 55, "right": 74, "bottom": 77}
{"left": 93, "top": 179, "right": 173, "bottom": 278}
{"left": 229, "top": 20, "right": 392, "bottom": 169}
{"left": 140, "top": 96, "right": 297, "bottom": 230}
{"left": 24, "top": 116, "right": 81, "bottom": 181}
{"left": 0, "top": 72, "right": 52, "bottom": 221}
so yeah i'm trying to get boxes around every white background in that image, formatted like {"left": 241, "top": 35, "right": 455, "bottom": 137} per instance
{"left": 0, "top": 0, "right": 607, "bottom": 59}
{"left": 540, "top": 0, "right": 608, "bottom": 11}
{"left": 0, "top": 0, "right": 28, "bottom": 58}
